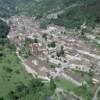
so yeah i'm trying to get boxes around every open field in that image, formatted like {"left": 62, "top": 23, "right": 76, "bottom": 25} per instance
{"left": 55, "top": 79, "right": 77, "bottom": 91}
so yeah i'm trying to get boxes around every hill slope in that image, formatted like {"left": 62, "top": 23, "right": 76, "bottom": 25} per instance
{"left": 17, "top": 0, "right": 100, "bottom": 28}
{"left": 0, "top": 0, "right": 100, "bottom": 27}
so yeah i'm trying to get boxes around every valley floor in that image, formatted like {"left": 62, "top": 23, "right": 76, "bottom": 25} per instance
{"left": 7, "top": 15, "right": 100, "bottom": 100}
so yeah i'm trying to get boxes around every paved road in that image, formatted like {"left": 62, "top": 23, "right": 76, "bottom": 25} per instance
{"left": 93, "top": 85, "right": 100, "bottom": 100}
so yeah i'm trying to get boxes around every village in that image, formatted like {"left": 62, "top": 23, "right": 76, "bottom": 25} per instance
{"left": 7, "top": 15, "right": 100, "bottom": 99}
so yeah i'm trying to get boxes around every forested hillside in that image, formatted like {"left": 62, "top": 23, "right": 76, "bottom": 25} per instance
{"left": 17, "top": 0, "right": 100, "bottom": 28}
{"left": 16, "top": 0, "right": 77, "bottom": 16}
{"left": 0, "top": 0, "right": 100, "bottom": 27}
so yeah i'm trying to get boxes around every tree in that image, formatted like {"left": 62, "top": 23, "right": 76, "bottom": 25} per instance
{"left": 40, "top": 21, "right": 48, "bottom": 29}
{"left": 50, "top": 77, "right": 56, "bottom": 94}
{"left": 7, "top": 91, "right": 15, "bottom": 100}
{"left": 60, "top": 46, "right": 65, "bottom": 57}
{"left": 34, "top": 38, "right": 39, "bottom": 43}
{"left": 95, "top": 16, "right": 100, "bottom": 23}
{"left": 89, "top": 69, "right": 94, "bottom": 77}
{"left": 0, "top": 97, "right": 3, "bottom": 100}
{"left": 97, "top": 90, "right": 100, "bottom": 98}
{"left": 42, "top": 33, "right": 47, "bottom": 40}
{"left": 56, "top": 51, "right": 60, "bottom": 57}
{"left": 48, "top": 41, "right": 56, "bottom": 48}
{"left": 81, "top": 28, "right": 85, "bottom": 36}
{"left": 0, "top": 19, "right": 10, "bottom": 38}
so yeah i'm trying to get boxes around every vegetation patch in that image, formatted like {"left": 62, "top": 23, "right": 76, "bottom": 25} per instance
{"left": 55, "top": 79, "right": 77, "bottom": 91}
{"left": 0, "top": 39, "right": 55, "bottom": 100}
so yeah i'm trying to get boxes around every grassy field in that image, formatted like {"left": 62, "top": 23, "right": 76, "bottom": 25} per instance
{"left": 55, "top": 79, "right": 94, "bottom": 100}
{"left": 55, "top": 79, "right": 77, "bottom": 91}
{"left": 74, "top": 85, "right": 94, "bottom": 100}
{"left": 55, "top": 74, "right": 95, "bottom": 100}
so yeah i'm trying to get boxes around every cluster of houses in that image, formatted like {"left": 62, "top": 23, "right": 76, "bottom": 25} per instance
{"left": 25, "top": 26, "right": 100, "bottom": 85}
{"left": 8, "top": 16, "right": 100, "bottom": 86}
